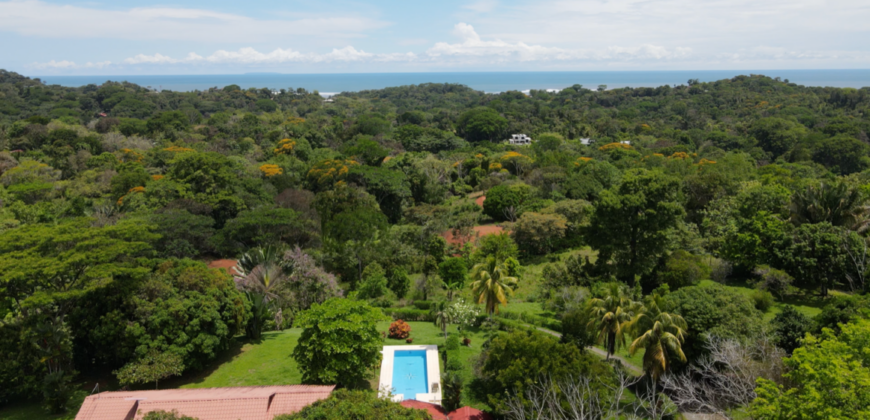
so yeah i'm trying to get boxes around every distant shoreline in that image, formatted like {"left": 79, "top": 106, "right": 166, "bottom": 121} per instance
{"left": 34, "top": 69, "right": 870, "bottom": 93}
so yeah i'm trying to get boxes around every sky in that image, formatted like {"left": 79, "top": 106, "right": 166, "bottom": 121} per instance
{"left": 1, "top": 0, "right": 869, "bottom": 75}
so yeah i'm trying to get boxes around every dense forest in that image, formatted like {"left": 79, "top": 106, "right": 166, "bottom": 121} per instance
{"left": 1, "top": 68, "right": 870, "bottom": 419}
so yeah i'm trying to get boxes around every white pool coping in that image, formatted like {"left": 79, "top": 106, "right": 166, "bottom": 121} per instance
{"left": 378, "top": 345, "right": 442, "bottom": 404}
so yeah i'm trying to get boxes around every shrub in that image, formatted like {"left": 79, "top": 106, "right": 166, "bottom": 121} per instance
{"left": 358, "top": 263, "right": 389, "bottom": 300}
{"left": 462, "top": 337, "right": 471, "bottom": 347}
{"left": 772, "top": 305, "right": 812, "bottom": 354}
{"left": 42, "top": 371, "right": 75, "bottom": 414}
{"left": 663, "top": 284, "right": 764, "bottom": 360}
{"left": 275, "top": 389, "right": 432, "bottom": 420}
{"left": 405, "top": 338, "right": 413, "bottom": 343}
{"left": 511, "top": 211, "right": 568, "bottom": 255}
{"left": 382, "top": 308, "right": 434, "bottom": 322}
{"left": 657, "top": 250, "right": 710, "bottom": 290}
{"left": 412, "top": 301, "right": 434, "bottom": 310}
{"left": 441, "top": 372, "right": 463, "bottom": 412}
{"left": 482, "top": 184, "right": 529, "bottom": 221}
{"left": 753, "top": 265, "right": 793, "bottom": 299}
{"left": 752, "top": 289, "right": 775, "bottom": 312}
{"left": 389, "top": 320, "right": 411, "bottom": 339}
{"left": 560, "top": 307, "right": 594, "bottom": 348}
{"left": 709, "top": 257, "right": 733, "bottom": 283}
{"left": 445, "top": 335, "right": 460, "bottom": 351}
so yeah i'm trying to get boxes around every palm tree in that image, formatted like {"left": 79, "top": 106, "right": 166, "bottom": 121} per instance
{"left": 234, "top": 245, "right": 293, "bottom": 302}
{"left": 470, "top": 257, "right": 518, "bottom": 317}
{"left": 585, "top": 283, "right": 643, "bottom": 359}
{"left": 433, "top": 302, "right": 452, "bottom": 338}
{"left": 629, "top": 311, "right": 687, "bottom": 382}
{"left": 235, "top": 246, "right": 293, "bottom": 336}
{"left": 790, "top": 182, "right": 869, "bottom": 231}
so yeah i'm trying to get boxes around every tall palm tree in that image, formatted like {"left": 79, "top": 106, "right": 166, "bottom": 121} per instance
{"left": 585, "top": 283, "right": 643, "bottom": 359}
{"left": 790, "top": 182, "right": 869, "bottom": 231}
{"left": 470, "top": 257, "right": 518, "bottom": 317}
{"left": 629, "top": 311, "right": 687, "bottom": 382}
{"left": 433, "top": 302, "right": 452, "bottom": 338}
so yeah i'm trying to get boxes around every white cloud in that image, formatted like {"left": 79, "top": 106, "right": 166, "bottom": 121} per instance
{"left": 0, "top": 0, "right": 388, "bottom": 43}
{"left": 427, "top": 23, "right": 691, "bottom": 62}
{"left": 90, "top": 47, "right": 419, "bottom": 67}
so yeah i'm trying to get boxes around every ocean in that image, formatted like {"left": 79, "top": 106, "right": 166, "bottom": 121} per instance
{"left": 36, "top": 70, "right": 870, "bottom": 95}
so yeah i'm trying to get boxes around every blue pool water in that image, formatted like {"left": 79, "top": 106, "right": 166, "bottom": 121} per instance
{"left": 392, "top": 350, "right": 428, "bottom": 400}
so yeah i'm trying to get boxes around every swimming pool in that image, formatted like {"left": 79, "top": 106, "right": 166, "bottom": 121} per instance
{"left": 379, "top": 345, "right": 441, "bottom": 403}
{"left": 391, "top": 350, "right": 429, "bottom": 400}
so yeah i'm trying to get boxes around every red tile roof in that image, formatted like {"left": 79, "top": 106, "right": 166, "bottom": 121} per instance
{"left": 75, "top": 385, "right": 334, "bottom": 420}
{"left": 448, "top": 406, "right": 493, "bottom": 420}
{"left": 400, "top": 400, "right": 448, "bottom": 420}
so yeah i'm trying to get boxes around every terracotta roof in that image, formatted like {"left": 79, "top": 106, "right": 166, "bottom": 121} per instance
{"left": 448, "top": 406, "right": 493, "bottom": 420}
{"left": 75, "top": 385, "right": 334, "bottom": 420}
{"left": 208, "top": 259, "right": 238, "bottom": 272}
{"left": 400, "top": 400, "right": 448, "bottom": 420}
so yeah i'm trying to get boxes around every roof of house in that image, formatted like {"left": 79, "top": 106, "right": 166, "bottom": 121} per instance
{"left": 400, "top": 400, "right": 448, "bottom": 420}
{"left": 447, "top": 406, "right": 494, "bottom": 420}
{"left": 75, "top": 385, "right": 335, "bottom": 420}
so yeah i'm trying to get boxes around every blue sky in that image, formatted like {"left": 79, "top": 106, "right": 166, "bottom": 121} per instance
{"left": 1, "top": 0, "right": 869, "bottom": 75}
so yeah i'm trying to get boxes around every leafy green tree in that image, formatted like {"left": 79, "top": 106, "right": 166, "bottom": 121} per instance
{"left": 440, "top": 371, "right": 463, "bottom": 412}
{"left": 166, "top": 152, "right": 238, "bottom": 196}
{"left": 357, "top": 262, "right": 388, "bottom": 299}
{"left": 470, "top": 257, "right": 518, "bottom": 317}
{"left": 586, "top": 283, "right": 643, "bottom": 359}
{"left": 346, "top": 166, "right": 410, "bottom": 223}
{"left": 0, "top": 218, "right": 155, "bottom": 316}
{"left": 438, "top": 257, "right": 467, "bottom": 300}
{"left": 655, "top": 250, "right": 710, "bottom": 290}
{"left": 771, "top": 305, "right": 811, "bottom": 354}
{"left": 342, "top": 137, "right": 389, "bottom": 166}
{"left": 812, "top": 134, "right": 869, "bottom": 174}
{"left": 662, "top": 284, "right": 764, "bottom": 360}
{"left": 386, "top": 267, "right": 410, "bottom": 299}
{"left": 779, "top": 222, "right": 848, "bottom": 296}
{"left": 472, "top": 233, "right": 519, "bottom": 263}
{"left": 114, "top": 350, "right": 184, "bottom": 389}
{"left": 750, "top": 117, "right": 807, "bottom": 157}
{"left": 585, "top": 169, "right": 684, "bottom": 285}
{"left": 216, "top": 207, "right": 319, "bottom": 254}
{"left": 275, "top": 389, "right": 433, "bottom": 420}
{"left": 751, "top": 320, "right": 870, "bottom": 420}
{"left": 478, "top": 329, "right": 610, "bottom": 414}
{"left": 482, "top": 184, "right": 529, "bottom": 221}
{"left": 148, "top": 209, "right": 215, "bottom": 258}
{"left": 511, "top": 211, "right": 568, "bottom": 255}
{"left": 457, "top": 107, "right": 508, "bottom": 142}
{"left": 293, "top": 298, "right": 387, "bottom": 387}
{"left": 565, "top": 159, "right": 621, "bottom": 201}
{"left": 560, "top": 307, "right": 595, "bottom": 349}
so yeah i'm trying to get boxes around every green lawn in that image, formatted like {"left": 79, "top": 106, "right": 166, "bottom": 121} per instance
{"left": 177, "top": 329, "right": 304, "bottom": 389}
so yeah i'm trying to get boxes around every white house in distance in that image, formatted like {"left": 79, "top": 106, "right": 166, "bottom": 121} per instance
{"left": 507, "top": 134, "right": 533, "bottom": 145}
{"left": 579, "top": 138, "right": 594, "bottom": 146}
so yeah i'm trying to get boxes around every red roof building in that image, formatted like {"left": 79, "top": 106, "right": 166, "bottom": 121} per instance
{"left": 74, "top": 385, "right": 335, "bottom": 420}
{"left": 400, "top": 400, "right": 448, "bottom": 420}
{"left": 447, "top": 406, "right": 494, "bottom": 420}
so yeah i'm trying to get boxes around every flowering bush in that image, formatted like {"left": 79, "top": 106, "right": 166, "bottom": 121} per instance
{"left": 389, "top": 319, "right": 411, "bottom": 339}
{"left": 669, "top": 152, "right": 691, "bottom": 160}
{"left": 151, "top": 174, "right": 164, "bottom": 181}
{"left": 447, "top": 299, "right": 481, "bottom": 330}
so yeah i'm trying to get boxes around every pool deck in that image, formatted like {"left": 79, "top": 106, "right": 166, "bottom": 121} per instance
{"left": 378, "top": 345, "right": 442, "bottom": 404}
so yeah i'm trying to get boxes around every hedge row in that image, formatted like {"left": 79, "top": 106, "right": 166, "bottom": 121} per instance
{"left": 496, "top": 310, "right": 563, "bottom": 332}
{"left": 381, "top": 308, "right": 435, "bottom": 322}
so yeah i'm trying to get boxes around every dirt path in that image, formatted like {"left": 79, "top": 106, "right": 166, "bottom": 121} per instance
{"left": 527, "top": 325, "right": 644, "bottom": 375}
